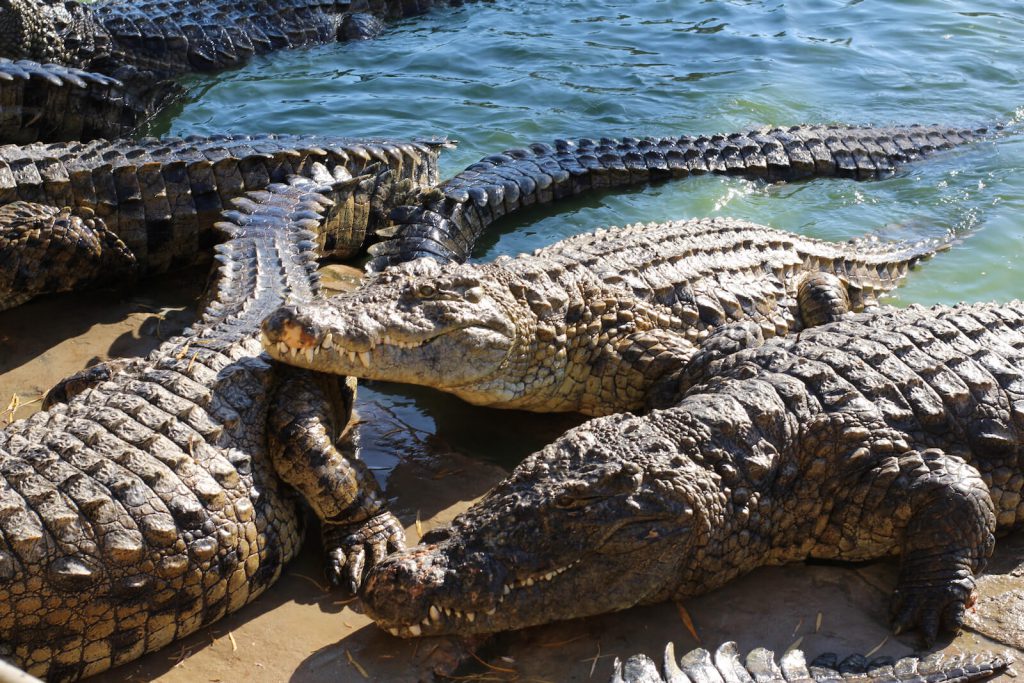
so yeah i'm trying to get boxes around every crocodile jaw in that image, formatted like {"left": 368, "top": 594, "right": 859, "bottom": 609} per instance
{"left": 260, "top": 297, "right": 518, "bottom": 390}
{"left": 360, "top": 429, "right": 698, "bottom": 637}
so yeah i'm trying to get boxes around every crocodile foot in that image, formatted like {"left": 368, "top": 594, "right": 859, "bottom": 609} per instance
{"left": 324, "top": 511, "right": 407, "bottom": 593}
{"left": 890, "top": 576, "right": 974, "bottom": 646}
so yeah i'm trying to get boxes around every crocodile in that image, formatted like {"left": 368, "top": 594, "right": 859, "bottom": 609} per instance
{"left": 366, "top": 123, "right": 992, "bottom": 270}
{"left": 0, "top": 0, "right": 470, "bottom": 76}
{"left": 0, "top": 59, "right": 181, "bottom": 144}
{"left": 359, "top": 300, "right": 1024, "bottom": 647}
{"left": 0, "top": 133, "right": 445, "bottom": 310}
{"left": 0, "top": 129, "right": 452, "bottom": 678}
{"left": 262, "top": 217, "right": 950, "bottom": 416}
{"left": 610, "top": 642, "right": 1009, "bottom": 683}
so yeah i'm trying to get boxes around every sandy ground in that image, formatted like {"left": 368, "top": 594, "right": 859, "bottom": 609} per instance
{"left": 2, "top": 272, "right": 1023, "bottom": 682}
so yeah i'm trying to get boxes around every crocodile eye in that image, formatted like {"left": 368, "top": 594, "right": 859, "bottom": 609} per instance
{"left": 553, "top": 493, "right": 591, "bottom": 510}
{"left": 416, "top": 283, "right": 437, "bottom": 299}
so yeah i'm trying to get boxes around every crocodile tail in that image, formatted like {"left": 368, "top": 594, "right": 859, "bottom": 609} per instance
{"left": 610, "top": 642, "right": 1009, "bottom": 683}
{"left": 365, "top": 123, "right": 992, "bottom": 272}
{"left": 802, "top": 230, "right": 956, "bottom": 310}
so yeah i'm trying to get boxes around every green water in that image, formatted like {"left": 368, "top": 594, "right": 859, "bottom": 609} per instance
{"left": 155, "top": 0, "right": 1024, "bottom": 470}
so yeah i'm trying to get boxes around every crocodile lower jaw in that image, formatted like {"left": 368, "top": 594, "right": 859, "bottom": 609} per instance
{"left": 378, "top": 559, "right": 583, "bottom": 637}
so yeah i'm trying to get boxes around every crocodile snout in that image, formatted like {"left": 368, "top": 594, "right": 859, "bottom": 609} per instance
{"left": 261, "top": 305, "right": 320, "bottom": 350}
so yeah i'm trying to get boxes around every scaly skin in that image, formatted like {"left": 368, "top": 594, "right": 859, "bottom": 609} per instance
{"left": 0, "top": 134, "right": 446, "bottom": 310}
{"left": 611, "top": 642, "right": 1008, "bottom": 683}
{"left": 359, "top": 301, "right": 1024, "bottom": 647}
{"left": 0, "top": 0, "right": 465, "bottom": 76}
{"left": 0, "top": 152, "right": 420, "bottom": 679}
{"left": 262, "top": 217, "right": 949, "bottom": 416}
{"left": 0, "top": 60, "right": 181, "bottom": 144}
{"left": 368, "top": 123, "right": 992, "bottom": 269}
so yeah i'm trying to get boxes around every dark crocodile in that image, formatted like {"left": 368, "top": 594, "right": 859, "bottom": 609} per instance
{"left": 0, "top": 0, "right": 469, "bottom": 76}
{"left": 610, "top": 642, "right": 1008, "bottom": 683}
{"left": 262, "top": 217, "right": 949, "bottom": 416}
{"left": 0, "top": 137, "right": 436, "bottom": 679}
{"left": 0, "top": 134, "right": 446, "bottom": 310}
{"left": 359, "top": 300, "right": 1024, "bottom": 647}
{"left": 0, "top": 60, "right": 180, "bottom": 144}
{"left": 367, "top": 123, "right": 992, "bottom": 270}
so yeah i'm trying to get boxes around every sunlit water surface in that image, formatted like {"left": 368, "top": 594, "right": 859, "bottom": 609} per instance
{"left": 150, "top": 0, "right": 1024, "bottom": 470}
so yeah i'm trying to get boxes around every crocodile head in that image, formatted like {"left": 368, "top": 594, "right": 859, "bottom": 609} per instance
{"left": 261, "top": 258, "right": 558, "bottom": 408}
{"left": 360, "top": 411, "right": 708, "bottom": 637}
{"left": 0, "top": 0, "right": 76, "bottom": 62}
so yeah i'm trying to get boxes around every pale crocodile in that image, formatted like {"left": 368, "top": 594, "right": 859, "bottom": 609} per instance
{"left": 262, "top": 217, "right": 950, "bottom": 416}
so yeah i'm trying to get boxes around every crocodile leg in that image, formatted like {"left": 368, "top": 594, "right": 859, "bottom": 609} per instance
{"left": 887, "top": 449, "right": 996, "bottom": 644}
{"left": 0, "top": 202, "right": 137, "bottom": 311}
{"left": 267, "top": 347, "right": 405, "bottom": 593}
{"left": 41, "top": 359, "right": 148, "bottom": 409}
{"left": 795, "top": 272, "right": 853, "bottom": 326}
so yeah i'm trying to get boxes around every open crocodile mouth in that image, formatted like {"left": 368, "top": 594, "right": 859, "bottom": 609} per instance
{"left": 262, "top": 323, "right": 511, "bottom": 371}
{"left": 375, "top": 558, "right": 584, "bottom": 637}
{"left": 263, "top": 329, "right": 433, "bottom": 367}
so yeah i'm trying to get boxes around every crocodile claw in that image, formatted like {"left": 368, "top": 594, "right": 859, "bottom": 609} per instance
{"left": 889, "top": 577, "right": 972, "bottom": 646}
{"left": 324, "top": 512, "right": 407, "bottom": 593}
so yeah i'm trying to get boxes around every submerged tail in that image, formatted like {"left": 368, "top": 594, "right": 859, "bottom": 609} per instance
{"left": 800, "top": 229, "right": 957, "bottom": 309}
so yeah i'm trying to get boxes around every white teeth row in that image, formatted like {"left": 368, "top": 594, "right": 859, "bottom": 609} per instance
{"left": 380, "top": 333, "right": 423, "bottom": 349}
{"left": 271, "top": 331, "right": 425, "bottom": 367}
{"left": 498, "top": 559, "right": 580, "bottom": 603}
{"left": 382, "top": 560, "right": 583, "bottom": 638}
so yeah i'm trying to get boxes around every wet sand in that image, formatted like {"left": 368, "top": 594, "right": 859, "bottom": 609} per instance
{"left": 1, "top": 275, "right": 1022, "bottom": 682}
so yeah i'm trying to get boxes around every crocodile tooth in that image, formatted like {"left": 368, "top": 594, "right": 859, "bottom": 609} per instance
{"left": 443, "top": 607, "right": 452, "bottom": 617}
{"left": 421, "top": 616, "right": 431, "bottom": 627}
{"left": 277, "top": 341, "right": 288, "bottom": 355}
{"left": 408, "top": 624, "right": 421, "bottom": 637}
{"left": 486, "top": 607, "right": 496, "bottom": 616}
{"left": 359, "top": 351, "right": 371, "bottom": 367}
{"left": 466, "top": 612, "right": 475, "bottom": 622}
{"left": 388, "top": 627, "right": 400, "bottom": 637}
{"left": 503, "top": 585, "right": 511, "bottom": 595}
{"left": 290, "top": 346, "right": 299, "bottom": 358}
{"left": 429, "top": 605, "right": 441, "bottom": 622}
{"left": 304, "top": 348, "right": 315, "bottom": 364}
{"left": 322, "top": 333, "right": 333, "bottom": 350}
{"left": 525, "top": 577, "right": 534, "bottom": 587}
{"left": 543, "top": 571, "right": 555, "bottom": 581}
{"left": 347, "top": 350, "right": 357, "bottom": 365}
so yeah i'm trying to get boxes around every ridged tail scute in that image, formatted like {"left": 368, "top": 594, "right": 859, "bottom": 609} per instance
{"left": 207, "top": 174, "right": 337, "bottom": 331}
{"left": 610, "top": 642, "right": 1009, "bottom": 683}
{"left": 368, "top": 124, "right": 992, "bottom": 271}
{"left": 0, "top": 59, "right": 181, "bottom": 143}
{"left": 0, "top": 134, "right": 447, "bottom": 309}
{"left": 822, "top": 230, "right": 957, "bottom": 310}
